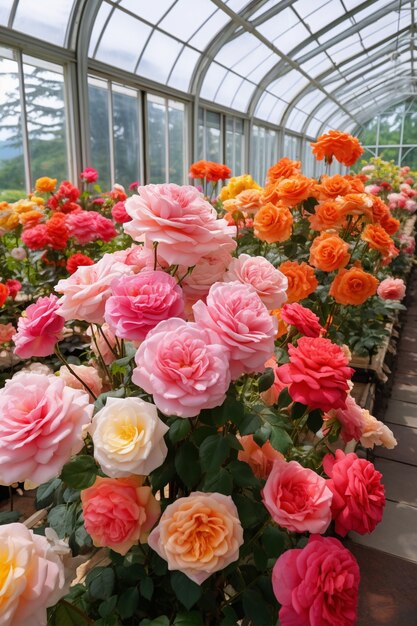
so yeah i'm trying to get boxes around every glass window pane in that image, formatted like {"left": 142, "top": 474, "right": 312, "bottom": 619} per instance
{"left": 88, "top": 77, "right": 111, "bottom": 189}
{"left": 0, "top": 0, "right": 13, "bottom": 26}
{"left": 147, "top": 94, "right": 166, "bottom": 183}
{"left": 378, "top": 146, "right": 400, "bottom": 164}
{"left": 13, "top": 0, "right": 75, "bottom": 46}
{"left": 138, "top": 31, "right": 182, "bottom": 83}
{"left": 214, "top": 72, "right": 245, "bottom": 108}
{"left": 23, "top": 57, "right": 68, "bottom": 184}
{"left": 120, "top": 0, "right": 175, "bottom": 24}
{"left": 200, "top": 62, "right": 228, "bottom": 101}
{"left": 230, "top": 79, "right": 255, "bottom": 112}
{"left": 160, "top": 0, "right": 216, "bottom": 41}
{"left": 254, "top": 92, "right": 281, "bottom": 121}
{"left": 96, "top": 10, "right": 151, "bottom": 72}
{"left": 257, "top": 6, "right": 298, "bottom": 38}
{"left": 112, "top": 85, "right": 140, "bottom": 189}
{"left": 402, "top": 147, "right": 417, "bottom": 170}
{"left": 403, "top": 109, "right": 417, "bottom": 144}
{"left": 168, "top": 46, "right": 200, "bottom": 92}
{"left": 378, "top": 111, "right": 402, "bottom": 144}
{"left": 89, "top": 1, "right": 112, "bottom": 57}
{"left": 168, "top": 100, "right": 185, "bottom": 184}
{"left": 188, "top": 10, "right": 229, "bottom": 50}
{"left": 0, "top": 50, "right": 25, "bottom": 196}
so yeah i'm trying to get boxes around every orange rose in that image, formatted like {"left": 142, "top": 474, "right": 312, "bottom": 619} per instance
{"left": 267, "top": 157, "right": 301, "bottom": 183}
{"left": 311, "top": 130, "right": 364, "bottom": 167}
{"left": 308, "top": 201, "right": 345, "bottom": 231}
{"left": 329, "top": 265, "right": 378, "bottom": 305}
{"left": 275, "top": 174, "right": 313, "bottom": 207}
{"left": 380, "top": 213, "right": 400, "bottom": 235}
{"left": 343, "top": 175, "right": 365, "bottom": 193}
{"left": 371, "top": 196, "right": 390, "bottom": 223}
{"left": 337, "top": 193, "right": 374, "bottom": 221}
{"left": 0, "top": 284, "right": 9, "bottom": 307}
{"left": 238, "top": 434, "right": 284, "bottom": 479}
{"left": 254, "top": 202, "right": 293, "bottom": 243}
{"left": 314, "top": 174, "right": 351, "bottom": 200}
{"left": 309, "top": 232, "right": 350, "bottom": 272}
{"left": 279, "top": 261, "right": 318, "bottom": 303}
{"left": 18, "top": 210, "right": 43, "bottom": 227}
{"left": 270, "top": 308, "right": 289, "bottom": 339}
{"left": 189, "top": 160, "right": 231, "bottom": 182}
{"left": 35, "top": 177, "right": 57, "bottom": 193}
{"left": 361, "top": 223, "right": 395, "bottom": 253}
{"left": 235, "top": 188, "right": 262, "bottom": 214}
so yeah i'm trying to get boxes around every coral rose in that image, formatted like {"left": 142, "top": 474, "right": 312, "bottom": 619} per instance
{"left": 104, "top": 270, "right": 184, "bottom": 341}
{"left": 309, "top": 231, "right": 350, "bottom": 272}
{"left": 133, "top": 318, "right": 231, "bottom": 418}
{"left": 253, "top": 202, "right": 293, "bottom": 243}
{"left": 267, "top": 157, "right": 301, "bottom": 183}
{"left": 90, "top": 396, "right": 168, "bottom": 477}
{"left": 0, "top": 322, "right": 15, "bottom": 343}
{"left": 81, "top": 476, "right": 160, "bottom": 555}
{"left": 274, "top": 174, "right": 313, "bottom": 207}
{"left": 323, "top": 450, "right": 385, "bottom": 536}
{"left": 262, "top": 459, "right": 333, "bottom": 533}
{"left": 59, "top": 364, "right": 103, "bottom": 401}
{"left": 193, "top": 282, "right": 276, "bottom": 380}
{"left": 323, "top": 394, "right": 365, "bottom": 443}
{"left": 237, "top": 434, "right": 284, "bottom": 479}
{"left": 311, "top": 130, "right": 364, "bottom": 166}
{"left": 66, "top": 252, "right": 94, "bottom": 274}
{"left": 35, "top": 176, "right": 57, "bottom": 193}
{"left": 147, "top": 492, "right": 243, "bottom": 584}
{"left": 308, "top": 200, "right": 345, "bottom": 231}
{"left": 0, "top": 283, "right": 9, "bottom": 307}
{"left": 329, "top": 265, "right": 378, "bottom": 305}
{"left": 377, "top": 277, "right": 406, "bottom": 300}
{"left": 360, "top": 410, "right": 397, "bottom": 449}
{"left": 80, "top": 167, "right": 98, "bottom": 183}
{"left": 13, "top": 294, "right": 65, "bottom": 358}
{"left": 273, "top": 535, "right": 359, "bottom": 626}
{"left": 280, "top": 336, "right": 353, "bottom": 411}
{"left": 124, "top": 183, "right": 236, "bottom": 266}
{"left": 280, "top": 302, "right": 324, "bottom": 337}
{"left": 0, "top": 372, "right": 92, "bottom": 485}
{"left": 314, "top": 174, "right": 351, "bottom": 200}
{"left": 0, "top": 523, "right": 65, "bottom": 626}
{"left": 224, "top": 254, "right": 288, "bottom": 309}
{"left": 111, "top": 200, "right": 131, "bottom": 223}
{"left": 269, "top": 308, "right": 288, "bottom": 339}
{"left": 21, "top": 224, "right": 49, "bottom": 249}
{"left": 278, "top": 261, "right": 318, "bottom": 303}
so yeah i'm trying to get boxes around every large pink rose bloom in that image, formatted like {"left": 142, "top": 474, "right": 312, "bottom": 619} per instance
{"left": 280, "top": 302, "right": 324, "bottom": 338}
{"left": 262, "top": 459, "right": 332, "bottom": 534}
{"left": 273, "top": 535, "right": 360, "bottom": 626}
{"left": 224, "top": 254, "right": 288, "bottom": 309}
{"left": 55, "top": 253, "right": 133, "bottom": 324}
{"left": 124, "top": 183, "right": 236, "bottom": 266}
{"left": 323, "top": 450, "right": 386, "bottom": 536}
{"left": 0, "top": 523, "right": 65, "bottom": 626}
{"left": 377, "top": 277, "right": 406, "bottom": 301}
{"left": 104, "top": 270, "right": 184, "bottom": 341}
{"left": 81, "top": 476, "right": 160, "bottom": 555}
{"left": 132, "top": 318, "right": 230, "bottom": 418}
{"left": 323, "top": 394, "right": 366, "bottom": 443}
{"left": 13, "top": 295, "right": 65, "bottom": 358}
{"left": 181, "top": 248, "right": 233, "bottom": 314}
{"left": 193, "top": 282, "right": 277, "bottom": 380}
{"left": 0, "top": 372, "right": 92, "bottom": 485}
{"left": 280, "top": 336, "right": 353, "bottom": 411}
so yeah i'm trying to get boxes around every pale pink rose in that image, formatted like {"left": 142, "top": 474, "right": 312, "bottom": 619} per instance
{"left": 364, "top": 184, "right": 381, "bottom": 195}
{"left": 132, "top": 318, "right": 231, "bottom": 418}
{"left": 360, "top": 410, "right": 397, "bottom": 449}
{"left": 104, "top": 270, "right": 184, "bottom": 341}
{"left": 262, "top": 459, "right": 333, "bottom": 534}
{"left": 399, "top": 233, "right": 416, "bottom": 254}
{"left": 13, "top": 295, "right": 65, "bottom": 358}
{"left": 87, "top": 322, "right": 117, "bottom": 365}
{"left": 377, "top": 277, "right": 406, "bottom": 301}
{"left": 224, "top": 254, "right": 288, "bottom": 309}
{"left": 90, "top": 397, "right": 168, "bottom": 477}
{"left": 124, "top": 183, "right": 236, "bottom": 266}
{"left": 11, "top": 246, "right": 26, "bottom": 260}
{"left": 55, "top": 253, "right": 133, "bottom": 324}
{"left": 0, "top": 523, "right": 65, "bottom": 626}
{"left": 323, "top": 394, "right": 366, "bottom": 443}
{"left": 405, "top": 199, "right": 417, "bottom": 213}
{"left": 81, "top": 476, "right": 160, "bottom": 555}
{"left": 147, "top": 492, "right": 243, "bottom": 584}
{"left": 113, "top": 244, "right": 169, "bottom": 274}
{"left": 0, "top": 322, "right": 16, "bottom": 343}
{"left": 181, "top": 248, "right": 233, "bottom": 314}
{"left": 193, "top": 282, "right": 277, "bottom": 380}
{"left": 0, "top": 372, "right": 92, "bottom": 485}
{"left": 59, "top": 364, "right": 103, "bottom": 402}
{"left": 238, "top": 435, "right": 284, "bottom": 479}
{"left": 260, "top": 357, "right": 287, "bottom": 406}
{"left": 361, "top": 164, "right": 375, "bottom": 173}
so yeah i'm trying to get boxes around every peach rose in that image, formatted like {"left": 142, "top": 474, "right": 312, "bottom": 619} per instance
{"left": 314, "top": 174, "right": 351, "bottom": 200}
{"left": 238, "top": 434, "right": 284, "bottom": 478}
{"left": 224, "top": 254, "right": 288, "bottom": 309}
{"left": 329, "top": 265, "right": 378, "bottom": 305}
{"left": 377, "top": 277, "right": 406, "bottom": 301}
{"left": 269, "top": 308, "right": 288, "bottom": 339}
{"left": 147, "top": 492, "right": 243, "bottom": 584}
{"left": 87, "top": 322, "right": 118, "bottom": 365}
{"left": 308, "top": 200, "right": 345, "bottom": 231}
{"left": 309, "top": 232, "right": 350, "bottom": 272}
{"left": 253, "top": 202, "right": 293, "bottom": 243}
{"left": 267, "top": 157, "right": 301, "bottom": 183}
{"left": 311, "top": 130, "right": 364, "bottom": 166}
{"left": 59, "top": 364, "right": 103, "bottom": 401}
{"left": 0, "top": 523, "right": 65, "bottom": 626}
{"left": 278, "top": 261, "right": 318, "bottom": 303}
{"left": 235, "top": 188, "right": 262, "bottom": 214}
{"left": 337, "top": 193, "right": 374, "bottom": 221}
{"left": 81, "top": 476, "right": 160, "bottom": 555}
{"left": 0, "top": 323, "right": 15, "bottom": 343}
{"left": 260, "top": 356, "right": 287, "bottom": 405}
{"left": 360, "top": 410, "right": 397, "bottom": 449}
{"left": 274, "top": 174, "right": 313, "bottom": 207}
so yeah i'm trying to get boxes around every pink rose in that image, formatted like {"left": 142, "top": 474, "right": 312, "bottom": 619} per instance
{"left": 323, "top": 450, "right": 386, "bottom": 536}
{"left": 87, "top": 322, "right": 117, "bottom": 365}
{"left": 377, "top": 277, "right": 406, "bottom": 300}
{"left": 55, "top": 253, "right": 133, "bottom": 324}
{"left": 13, "top": 295, "right": 65, "bottom": 358}
{"left": 104, "top": 271, "right": 184, "bottom": 342}
{"left": 0, "top": 372, "right": 92, "bottom": 485}
{"left": 81, "top": 476, "right": 160, "bottom": 555}
{"left": 5, "top": 279, "right": 22, "bottom": 299}
{"left": 364, "top": 184, "right": 381, "bottom": 195}
{"left": 262, "top": 459, "right": 332, "bottom": 533}
{"left": 280, "top": 302, "right": 324, "bottom": 337}
{"left": 224, "top": 254, "right": 288, "bottom": 309}
{"left": 59, "top": 364, "right": 103, "bottom": 401}
{"left": 132, "top": 318, "right": 231, "bottom": 418}
{"left": 80, "top": 167, "right": 99, "bottom": 183}
{"left": 193, "top": 282, "right": 277, "bottom": 380}
{"left": 147, "top": 492, "right": 243, "bottom": 584}
{"left": 66, "top": 210, "right": 116, "bottom": 244}
{"left": 111, "top": 201, "right": 131, "bottom": 223}
{"left": 273, "top": 535, "right": 359, "bottom": 626}
{"left": 181, "top": 248, "right": 233, "bottom": 314}
{"left": 0, "top": 523, "right": 65, "bottom": 626}
{"left": 124, "top": 183, "right": 236, "bottom": 266}
{"left": 323, "top": 394, "right": 365, "bottom": 443}
{"left": 399, "top": 233, "right": 415, "bottom": 254}
{"left": 237, "top": 435, "right": 283, "bottom": 479}
{"left": 0, "top": 322, "right": 16, "bottom": 343}
{"left": 280, "top": 336, "right": 353, "bottom": 411}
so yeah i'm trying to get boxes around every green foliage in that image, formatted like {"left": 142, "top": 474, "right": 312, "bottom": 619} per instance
{"left": 60, "top": 455, "right": 98, "bottom": 489}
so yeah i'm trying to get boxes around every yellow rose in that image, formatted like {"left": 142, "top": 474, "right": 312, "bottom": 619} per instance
{"left": 35, "top": 177, "right": 57, "bottom": 193}
{"left": 220, "top": 174, "right": 261, "bottom": 201}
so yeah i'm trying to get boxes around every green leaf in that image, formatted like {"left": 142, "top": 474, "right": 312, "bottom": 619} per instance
{"left": 237, "top": 410, "right": 262, "bottom": 436}
{"left": 233, "top": 494, "right": 268, "bottom": 529}
{"left": 35, "top": 477, "right": 62, "bottom": 508}
{"left": 220, "top": 394, "right": 245, "bottom": 428}
{"left": 170, "top": 571, "right": 202, "bottom": 610}
{"left": 258, "top": 367, "right": 274, "bottom": 392}
{"left": 60, "top": 455, "right": 98, "bottom": 490}
{"left": 242, "top": 589, "right": 273, "bottom": 626}
{"left": 220, "top": 606, "right": 239, "bottom": 626}
{"left": 253, "top": 544, "right": 268, "bottom": 571}
{"left": 261, "top": 525, "right": 288, "bottom": 558}
{"left": 140, "top": 576, "right": 154, "bottom": 600}
{"left": 283, "top": 241, "right": 297, "bottom": 257}
{"left": 139, "top": 618, "right": 169, "bottom": 626}
{"left": 269, "top": 425, "right": 292, "bottom": 454}
{"left": 291, "top": 402, "right": 307, "bottom": 421}
{"left": 69, "top": 524, "right": 93, "bottom": 555}
{"left": 169, "top": 418, "right": 191, "bottom": 444}
{"left": 94, "top": 388, "right": 125, "bottom": 412}
{"left": 150, "top": 452, "right": 176, "bottom": 491}
{"left": 48, "top": 503, "right": 77, "bottom": 538}
{"left": 303, "top": 196, "right": 319, "bottom": 213}
{"left": 94, "top": 617, "right": 120, "bottom": 626}
{"left": 63, "top": 487, "right": 81, "bottom": 503}
{"left": 175, "top": 441, "right": 201, "bottom": 489}
{"left": 98, "top": 596, "right": 118, "bottom": 618}
{"left": 0, "top": 510, "right": 21, "bottom": 524}
{"left": 86, "top": 567, "right": 115, "bottom": 600}
{"left": 191, "top": 424, "right": 218, "bottom": 446}
{"left": 307, "top": 409, "right": 323, "bottom": 433}
{"left": 173, "top": 612, "right": 204, "bottom": 626}
{"left": 276, "top": 387, "right": 292, "bottom": 409}
{"left": 48, "top": 600, "right": 91, "bottom": 626}
{"left": 227, "top": 459, "right": 260, "bottom": 488}
{"left": 118, "top": 587, "right": 139, "bottom": 619}
{"left": 199, "top": 434, "right": 230, "bottom": 473}
{"left": 253, "top": 423, "right": 272, "bottom": 446}
{"left": 201, "top": 467, "right": 233, "bottom": 495}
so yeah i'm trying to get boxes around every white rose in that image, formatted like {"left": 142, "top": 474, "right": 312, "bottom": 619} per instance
{"left": 91, "top": 396, "right": 168, "bottom": 477}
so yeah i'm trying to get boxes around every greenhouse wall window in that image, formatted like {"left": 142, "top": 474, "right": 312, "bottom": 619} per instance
{"left": 250, "top": 125, "right": 279, "bottom": 185}
{"left": 225, "top": 116, "right": 245, "bottom": 176}
{"left": 197, "top": 108, "right": 222, "bottom": 164}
